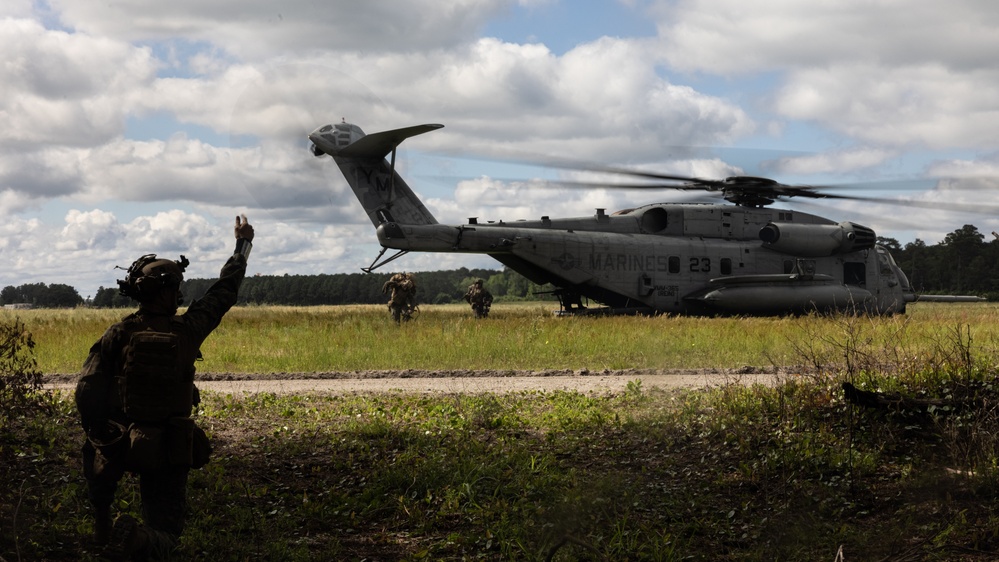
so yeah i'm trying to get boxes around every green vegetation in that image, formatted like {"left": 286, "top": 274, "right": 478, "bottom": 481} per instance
{"left": 8, "top": 301, "right": 999, "bottom": 375}
{"left": 885, "top": 224, "right": 999, "bottom": 298}
{"left": 4, "top": 307, "right": 999, "bottom": 560}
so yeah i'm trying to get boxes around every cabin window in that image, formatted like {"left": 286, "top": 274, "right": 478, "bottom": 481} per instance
{"left": 844, "top": 262, "right": 866, "bottom": 286}
{"left": 783, "top": 260, "right": 794, "bottom": 274}
{"left": 668, "top": 256, "right": 680, "bottom": 274}
{"left": 720, "top": 258, "right": 732, "bottom": 275}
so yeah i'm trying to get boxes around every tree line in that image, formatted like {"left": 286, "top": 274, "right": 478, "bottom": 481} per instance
{"left": 879, "top": 224, "right": 999, "bottom": 299}
{"left": 86, "top": 267, "right": 542, "bottom": 308}
{"left": 6, "top": 224, "right": 999, "bottom": 308}
{"left": 0, "top": 283, "right": 84, "bottom": 308}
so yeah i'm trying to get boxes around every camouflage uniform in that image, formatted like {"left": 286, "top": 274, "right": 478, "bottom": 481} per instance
{"left": 382, "top": 272, "right": 416, "bottom": 323}
{"left": 464, "top": 280, "right": 493, "bottom": 319}
{"left": 76, "top": 218, "right": 251, "bottom": 560}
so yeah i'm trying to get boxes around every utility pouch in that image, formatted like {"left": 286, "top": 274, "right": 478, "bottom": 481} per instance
{"left": 125, "top": 423, "right": 166, "bottom": 473}
{"left": 86, "top": 420, "right": 129, "bottom": 480}
{"left": 121, "top": 330, "right": 193, "bottom": 422}
{"left": 191, "top": 424, "right": 212, "bottom": 469}
{"left": 167, "top": 417, "right": 195, "bottom": 466}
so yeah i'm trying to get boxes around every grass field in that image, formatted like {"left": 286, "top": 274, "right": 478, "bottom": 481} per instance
{"left": 8, "top": 301, "right": 999, "bottom": 374}
{"left": 4, "top": 303, "right": 999, "bottom": 560}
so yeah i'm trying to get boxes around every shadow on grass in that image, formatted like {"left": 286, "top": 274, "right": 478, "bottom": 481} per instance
{"left": 4, "top": 378, "right": 999, "bottom": 561}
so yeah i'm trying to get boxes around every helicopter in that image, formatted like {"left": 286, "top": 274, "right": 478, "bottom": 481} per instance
{"left": 308, "top": 121, "right": 982, "bottom": 316}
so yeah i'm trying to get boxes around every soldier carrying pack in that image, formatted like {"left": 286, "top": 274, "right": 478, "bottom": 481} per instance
{"left": 75, "top": 215, "right": 254, "bottom": 559}
{"left": 382, "top": 272, "right": 418, "bottom": 322}
{"left": 464, "top": 279, "right": 493, "bottom": 319}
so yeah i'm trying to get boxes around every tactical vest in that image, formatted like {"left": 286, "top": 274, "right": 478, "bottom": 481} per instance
{"left": 118, "top": 327, "right": 196, "bottom": 422}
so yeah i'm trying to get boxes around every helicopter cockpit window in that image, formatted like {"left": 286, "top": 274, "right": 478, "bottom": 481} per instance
{"left": 783, "top": 260, "right": 794, "bottom": 274}
{"left": 876, "top": 247, "right": 893, "bottom": 275}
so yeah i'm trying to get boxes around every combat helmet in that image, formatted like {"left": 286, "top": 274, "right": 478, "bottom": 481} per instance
{"left": 117, "top": 254, "right": 190, "bottom": 302}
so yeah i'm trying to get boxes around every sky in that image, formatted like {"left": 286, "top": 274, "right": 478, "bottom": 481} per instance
{"left": 4, "top": 0, "right": 999, "bottom": 299}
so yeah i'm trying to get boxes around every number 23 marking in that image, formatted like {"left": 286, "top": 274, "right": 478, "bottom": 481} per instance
{"left": 689, "top": 257, "right": 710, "bottom": 273}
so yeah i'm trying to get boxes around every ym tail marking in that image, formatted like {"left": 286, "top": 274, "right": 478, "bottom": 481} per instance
{"left": 309, "top": 122, "right": 442, "bottom": 227}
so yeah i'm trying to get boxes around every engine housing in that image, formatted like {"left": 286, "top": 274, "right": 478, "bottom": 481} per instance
{"left": 759, "top": 221, "right": 876, "bottom": 256}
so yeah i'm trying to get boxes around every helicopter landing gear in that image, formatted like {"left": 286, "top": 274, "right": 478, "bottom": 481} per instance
{"left": 554, "top": 288, "right": 587, "bottom": 315}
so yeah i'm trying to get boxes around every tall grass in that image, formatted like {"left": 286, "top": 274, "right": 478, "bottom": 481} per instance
{"left": 9, "top": 302, "right": 999, "bottom": 374}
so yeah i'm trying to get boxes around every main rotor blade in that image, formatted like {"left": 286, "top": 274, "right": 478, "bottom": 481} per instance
{"left": 424, "top": 176, "right": 706, "bottom": 191}
{"left": 430, "top": 174, "right": 999, "bottom": 215}
{"left": 814, "top": 192, "right": 999, "bottom": 216}
{"left": 424, "top": 145, "right": 999, "bottom": 218}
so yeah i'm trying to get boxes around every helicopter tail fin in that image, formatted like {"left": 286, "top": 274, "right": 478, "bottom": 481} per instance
{"left": 310, "top": 122, "right": 442, "bottom": 227}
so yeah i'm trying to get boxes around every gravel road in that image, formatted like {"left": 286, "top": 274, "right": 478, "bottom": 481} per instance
{"left": 46, "top": 368, "right": 787, "bottom": 394}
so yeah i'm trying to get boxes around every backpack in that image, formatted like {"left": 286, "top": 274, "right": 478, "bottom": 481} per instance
{"left": 119, "top": 329, "right": 195, "bottom": 422}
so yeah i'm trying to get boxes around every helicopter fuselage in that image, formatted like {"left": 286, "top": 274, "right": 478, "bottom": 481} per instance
{"left": 373, "top": 203, "right": 913, "bottom": 315}
{"left": 310, "top": 121, "right": 916, "bottom": 316}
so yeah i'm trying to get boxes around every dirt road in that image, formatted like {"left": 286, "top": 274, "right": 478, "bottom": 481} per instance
{"left": 46, "top": 368, "right": 786, "bottom": 394}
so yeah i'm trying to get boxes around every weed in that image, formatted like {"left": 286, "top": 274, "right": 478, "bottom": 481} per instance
{"left": 0, "top": 317, "right": 48, "bottom": 429}
{"left": 10, "top": 304, "right": 999, "bottom": 559}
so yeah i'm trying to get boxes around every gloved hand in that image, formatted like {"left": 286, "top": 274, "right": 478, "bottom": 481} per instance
{"left": 235, "top": 214, "right": 254, "bottom": 242}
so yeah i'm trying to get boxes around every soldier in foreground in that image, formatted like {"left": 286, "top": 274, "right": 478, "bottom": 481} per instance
{"left": 75, "top": 215, "right": 255, "bottom": 560}
{"left": 464, "top": 279, "right": 493, "bottom": 319}
{"left": 382, "top": 272, "right": 417, "bottom": 322}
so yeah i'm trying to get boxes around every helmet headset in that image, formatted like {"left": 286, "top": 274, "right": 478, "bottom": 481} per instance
{"left": 117, "top": 254, "right": 190, "bottom": 302}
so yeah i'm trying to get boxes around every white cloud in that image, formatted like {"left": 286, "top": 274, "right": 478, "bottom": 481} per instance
{"left": 56, "top": 209, "right": 123, "bottom": 251}
{"left": 51, "top": 0, "right": 511, "bottom": 57}
{"left": 653, "top": 0, "right": 999, "bottom": 150}
{"left": 767, "top": 147, "right": 897, "bottom": 176}
{"left": 346, "top": 37, "right": 755, "bottom": 160}
{"left": 0, "top": 18, "right": 156, "bottom": 148}
{"left": 775, "top": 64, "right": 999, "bottom": 149}
{"left": 928, "top": 158, "right": 999, "bottom": 181}
{"left": 124, "top": 210, "right": 219, "bottom": 254}
{"left": 656, "top": 1, "right": 999, "bottom": 74}
{"left": 0, "top": 147, "right": 84, "bottom": 204}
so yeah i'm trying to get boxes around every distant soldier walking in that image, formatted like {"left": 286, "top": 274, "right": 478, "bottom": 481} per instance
{"left": 382, "top": 272, "right": 417, "bottom": 323}
{"left": 75, "top": 215, "right": 255, "bottom": 560}
{"left": 464, "top": 279, "right": 493, "bottom": 319}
